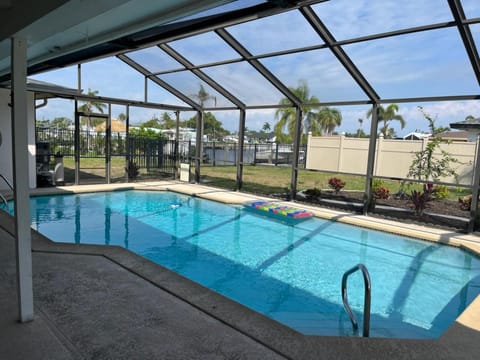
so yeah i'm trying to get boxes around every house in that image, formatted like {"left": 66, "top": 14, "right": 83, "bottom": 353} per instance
{"left": 435, "top": 130, "right": 470, "bottom": 142}
{"left": 402, "top": 132, "right": 431, "bottom": 140}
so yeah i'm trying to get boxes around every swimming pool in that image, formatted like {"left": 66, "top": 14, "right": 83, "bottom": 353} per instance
{"left": 21, "top": 190, "right": 480, "bottom": 339}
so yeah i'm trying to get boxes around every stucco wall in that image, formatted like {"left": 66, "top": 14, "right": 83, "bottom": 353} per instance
{"left": 306, "top": 134, "right": 476, "bottom": 185}
{"left": 0, "top": 88, "right": 36, "bottom": 191}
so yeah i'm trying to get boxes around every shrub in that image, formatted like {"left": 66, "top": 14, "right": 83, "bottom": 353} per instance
{"left": 304, "top": 187, "right": 322, "bottom": 200}
{"left": 459, "top": 195, "right": 472, "bottom": 211}
{"left": 328, "top": 177, "right": 345, "bottom": 193}
{"left": 374, "top": 186, "right": 390, "bottom": 200}
{"left": 408, "top": 183, "right": 436, "bottom": 216}
{"left": 434, "top": 184, "right": 449, "bottom": 200}
{"left": 125, "top": 160, "right": 140, "bottom": 180}
{"left": 372, "top": 179, "right": 390, "bottom": 199}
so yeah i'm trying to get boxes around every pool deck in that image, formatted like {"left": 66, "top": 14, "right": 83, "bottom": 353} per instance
{"left": 1, "top": 181, "right": 480, "bottom": 359}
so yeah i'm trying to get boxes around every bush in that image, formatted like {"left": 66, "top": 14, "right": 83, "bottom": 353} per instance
{"left": 328, "top": 177, "right": 345, "bottom": 193}
{"left": 374, "top": 186, "right": 390, "bottom": 200}
{"left": 372, "top": 179, "right": 390, "bottom": 199}
{"left": 125, "top": 160, "right": 140, "bottom": 180}
{"left": 408, "top": 183, "right": 436, "bottom": 216}
{"left": 459, "top": 195, "right": 472, "bottom": 211}
{"left": 434, "top": 184, "right": 449, "bottom": 200}
{"left": 304, "top": 187, "right": 322, "bottom": 200}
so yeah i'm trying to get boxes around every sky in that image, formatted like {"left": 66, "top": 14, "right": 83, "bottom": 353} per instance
{"left": 33, "top": 0, "right": 480, "bottom": 137}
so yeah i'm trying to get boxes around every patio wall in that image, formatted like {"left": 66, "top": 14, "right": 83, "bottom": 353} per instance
{"left": 0, "top": 88, "right": 36, "bottom": 191}
{"left": 306, "top": 134, "right": 477, "bottom": 185}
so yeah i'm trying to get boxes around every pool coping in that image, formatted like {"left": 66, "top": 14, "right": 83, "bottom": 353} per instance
{"left": 2, "top": 181, "right": 480, "bottom": 359}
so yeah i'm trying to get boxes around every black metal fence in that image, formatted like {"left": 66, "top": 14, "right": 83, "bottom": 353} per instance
{"left": 35, "top": 128, "right": 306, "bottom": 183}
{"left": 203, "top": 142, "right": 307, "bottom": 167}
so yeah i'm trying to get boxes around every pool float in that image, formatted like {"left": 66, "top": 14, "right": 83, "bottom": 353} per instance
{"left": 244, "top": 200, "right": 313, "bottom": 221}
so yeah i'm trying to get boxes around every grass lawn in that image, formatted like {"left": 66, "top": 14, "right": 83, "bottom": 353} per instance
{"left": 57, "top": 158, "right": 469, "bottom": 200}
{"left": 200, "top": 165, "right": 468, "bottom": 200}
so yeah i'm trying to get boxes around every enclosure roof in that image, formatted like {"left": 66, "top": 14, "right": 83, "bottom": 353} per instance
{"left": 450, "top": 117, "right": 480, "bottom": 129}
{"left": 1, "top": 0, "right": 480, "bottom": 110}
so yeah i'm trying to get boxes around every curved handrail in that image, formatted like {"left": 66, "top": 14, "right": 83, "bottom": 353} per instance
{"left": 341, "top": 263, "right": 371, "bottom": 337}
{"left": 0, "top": 174, "right": 13, "bottom": 191}
{"left": 0, "top": 192, "right": 7, "bottom": 209}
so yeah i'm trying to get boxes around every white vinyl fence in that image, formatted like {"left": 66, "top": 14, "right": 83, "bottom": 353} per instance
{"left": 306, "top": 134, "right": 477, "bottom": 185}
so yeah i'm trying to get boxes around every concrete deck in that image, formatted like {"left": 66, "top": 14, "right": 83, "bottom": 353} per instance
{"left": 1, "top": 181, "right": 480, "bottom": 359}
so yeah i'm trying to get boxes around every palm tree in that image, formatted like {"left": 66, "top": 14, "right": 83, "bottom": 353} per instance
{"left": 366, "top": 104, "right": 405, "bottom": 138}
{"left": 274, "top": 80, "right": 319, "bottom": 142}
{"left": 118, "top": 113, "right": 127, "bottom": 122}
{"left": 318, "top": 107, "right": 342, "bottom": 135}
{"left": 191, "top": 84, "right": 216, "bottom": 108}
{"left": 78, "top": 88, "right": 107, "bottom": 130}
{"left": 262, "top": 122, "right": 271, "bottom": 132}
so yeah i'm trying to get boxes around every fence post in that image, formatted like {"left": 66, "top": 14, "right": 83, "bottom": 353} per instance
{"left": 275, "top": 143, "right": 279, "bottom": 166}
{"left": 374, "top": 134, "right": 384, "bottom": 176}
{"left": 338, "top": 134, "right": 345, "bottom": 172}
{"left": 212, "top": 141, "right": 216, "bottom": 166}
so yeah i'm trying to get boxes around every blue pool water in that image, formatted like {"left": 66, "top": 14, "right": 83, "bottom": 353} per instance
{"left": 19, "top": 190, "right": 480, "bottom": 338}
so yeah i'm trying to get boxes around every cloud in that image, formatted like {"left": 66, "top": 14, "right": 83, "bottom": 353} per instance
{"left": 313, "top": 0, "right": 453, "bottom": 40}
{"left": 32, "top": 0, "right": 480, "bottom": 135}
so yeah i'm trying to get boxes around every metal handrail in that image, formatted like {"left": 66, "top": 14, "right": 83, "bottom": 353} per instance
{"left": 0, "top": 174, "right": 13, "bottom": 191}
{"left": 341, "top": 263, "right": 371, "bottom": 337}
{"left": 0, "top": 192, "right": 7, "bottom": 208}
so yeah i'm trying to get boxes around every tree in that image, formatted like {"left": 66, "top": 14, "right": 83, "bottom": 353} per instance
{"left": 118, "top": 113, "right": 126, "bottom": 122}
{"left": 129, "top": 127, "right": 166, "bottom": 139}
{"left": 183, "top": 112, "right": 228, "bottom": 140}
{"left": 366, "top": 104, "right": 405, "bottom": 138}
{"left": 141, "top": 115, "right": 161, "bottom": 129}
{"left": 406, "top": 107, "right": 458, "bottom": 183}
{"left": 191, "top": 84, "right": 216, "bottom": 108}
{"left": 160, "top": 112, "right": 177, "bottom": 129}
{"left": 262, "top": 122, "right": 271, "bottom": 133}
{"left": 78, "top": 88, "right": 107, "bottom": 129}
{"left": 36, "top": 118, "right": 50, "bottom": 127}
{"left": 274, "top": 80, "right": 320, "bottom": 143}
{"left": 317, "top": 106, "right": 342, "bottom": 135}
{"left": 51, "top": 117, "right": 73, "bottom": 129}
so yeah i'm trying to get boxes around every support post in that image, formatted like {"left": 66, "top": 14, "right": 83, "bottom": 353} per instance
{"left": 236, "top": 109, "right": 246, "bottom": 191}
{"left": 195, "top": 111, "right": 204, "bottom": 183}
{"left": 144, "top": 76, "right": 148, "bottom": 103}
{"left": 175, "top": 110, "right": 180, "bottom": 180}
{"left": 77, "top": 64, "right": 81, "bottom": 94}
{"left": 468, "top": 135, "right": 480, "bottom": 232}
{"left": 290, "top": 107, "right": 303, "bottom": 200}
{"left": 74, "top": 101, "right": 80, "bottom": 185}
{"left": 106, "top": 104, "right": 111, "bottom": 183}
{"left": 11, "top": 36, "right": 34, "bottom": 322}
{"left": 363, "top": 104, "right": 379, "bottom": 215}
{"left": 125, "top": 105, "right": 130, "bottom": 182}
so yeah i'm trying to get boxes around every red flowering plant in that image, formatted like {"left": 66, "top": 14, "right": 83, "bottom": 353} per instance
{"left": 373, "top": 186, "right": 390, "bottom": 200}
{"left": 328, "top": 177, "right": 346, "bottom": 194}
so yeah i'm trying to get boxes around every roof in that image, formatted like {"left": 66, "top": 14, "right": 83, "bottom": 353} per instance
{"left": 1, "top": 0, "right": 480, "bottom": 113}
{"left": 95, "top": 119, "right": 127, "bottom": 132}
{"left": 435, "top": 130, "right": 469, "bottom": 141}
{"left": 450, "top": 118, "right": 480, "bottom": 130}
{"left": 402, "top": 132, "right": 431, "bottom": 140}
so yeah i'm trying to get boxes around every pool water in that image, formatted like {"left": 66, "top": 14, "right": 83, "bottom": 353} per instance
{"left": 23, "top": 190, "right": 480, "bottom": 338}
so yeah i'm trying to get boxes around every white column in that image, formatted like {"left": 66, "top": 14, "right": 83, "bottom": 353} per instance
{"left": 11, "top": 36, "right": 34, "bottom": 322}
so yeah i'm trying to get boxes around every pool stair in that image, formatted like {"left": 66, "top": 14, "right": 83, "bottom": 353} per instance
{"left": 243, "top": 200, "right": 313, "bottom": 222}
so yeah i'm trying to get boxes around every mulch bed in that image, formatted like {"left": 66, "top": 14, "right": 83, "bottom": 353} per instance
{"left": 294, "top": 191, "right": 471, "bottom": 233}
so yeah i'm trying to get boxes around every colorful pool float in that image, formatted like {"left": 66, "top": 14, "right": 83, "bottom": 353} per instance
{"left": 245, "top": 200, "right": 313, "bottom": 220}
